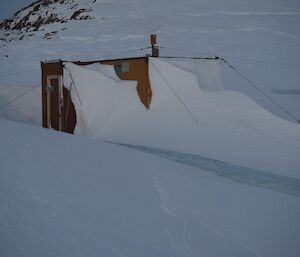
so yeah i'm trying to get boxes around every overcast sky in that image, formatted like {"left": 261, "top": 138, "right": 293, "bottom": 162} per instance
{"left": 0, "top": 0, "right": 35, "bottom": 20}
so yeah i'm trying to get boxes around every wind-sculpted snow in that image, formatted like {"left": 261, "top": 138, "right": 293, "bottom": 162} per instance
{"left": 110, "top": 142, "right": 300, "bottom": 197}
{"left": 63, "top": 58, "right": 300, "bottom": 179}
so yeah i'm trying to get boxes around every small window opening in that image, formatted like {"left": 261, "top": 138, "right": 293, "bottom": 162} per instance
{"left": 114, "top": 62, "right": 130, "bottom": 79}
{"left": 114, "top": 65, "right": 121, "bottom": 79}
{"left": 121, "top": 62, "right": 130, "bottom": 72}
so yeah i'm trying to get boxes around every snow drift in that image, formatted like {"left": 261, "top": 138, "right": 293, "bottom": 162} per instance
{"left": 63, "top": 58, "right": 300, "bottom": 179}
{"left": 63, "top": 62, "right": 141, "bottom": 136}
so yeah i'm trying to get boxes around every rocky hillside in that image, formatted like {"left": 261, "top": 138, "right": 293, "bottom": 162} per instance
{"left": 0, "top": 0, "right": 94, "bottom": 42}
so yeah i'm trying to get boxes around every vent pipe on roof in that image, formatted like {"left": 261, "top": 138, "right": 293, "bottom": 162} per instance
{"left": 151, "top": 34, "right": 159, "bottom": 57}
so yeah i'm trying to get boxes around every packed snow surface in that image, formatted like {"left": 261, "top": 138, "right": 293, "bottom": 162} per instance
{"left": 1, "top": 118, "right": 300, "bottom": 257}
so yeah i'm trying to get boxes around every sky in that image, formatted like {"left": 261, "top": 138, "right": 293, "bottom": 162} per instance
{"left": 0, "top": 0, "right": 34, "bottom": 20}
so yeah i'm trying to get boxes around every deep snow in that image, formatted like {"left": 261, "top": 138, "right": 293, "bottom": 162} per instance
{"left": 1, "top": 118, "right": 300, "bottom": 257}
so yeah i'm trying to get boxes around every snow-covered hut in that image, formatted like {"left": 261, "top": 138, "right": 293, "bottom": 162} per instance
{"left": 41, "top": 56, "right": 152, "bottom": 133}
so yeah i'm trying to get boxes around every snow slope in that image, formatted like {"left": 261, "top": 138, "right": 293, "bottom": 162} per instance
{"left": 1, "top": 118, "right": 300, "bottom": 257}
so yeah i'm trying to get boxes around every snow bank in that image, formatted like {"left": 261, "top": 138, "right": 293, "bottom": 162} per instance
{"left": 63, "top": 62, "right": 143, "bottom": 137}
{"left": 1, "top": 118, "right": 300, "bottom": 257}
{"left": 64, "top": 58, "right": 300, "bottom": 179}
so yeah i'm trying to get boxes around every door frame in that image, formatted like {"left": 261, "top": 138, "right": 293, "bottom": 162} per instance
{"left": 46, "top": 75, "right": 64, "bottom": 130}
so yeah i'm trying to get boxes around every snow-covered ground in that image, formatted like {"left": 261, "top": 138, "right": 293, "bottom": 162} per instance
{"left": 1, "top": 0, "right": 300, "bottom": 256}
{"left": 1, "top": 118, "right": 300, "bottom": 257}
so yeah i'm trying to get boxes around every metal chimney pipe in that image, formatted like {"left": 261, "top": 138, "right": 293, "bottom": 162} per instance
{"left": 151, "top": 34, "right": 159, "bottom": 57}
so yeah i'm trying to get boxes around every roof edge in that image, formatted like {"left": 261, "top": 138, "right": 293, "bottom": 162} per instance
{"left": 41, "top": 56, "right": 149, "bottom": 65}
